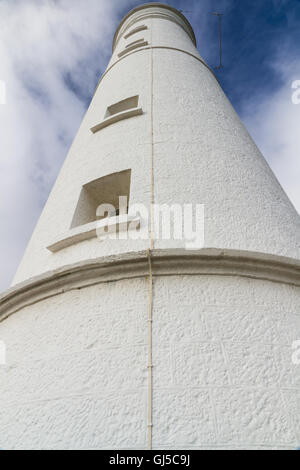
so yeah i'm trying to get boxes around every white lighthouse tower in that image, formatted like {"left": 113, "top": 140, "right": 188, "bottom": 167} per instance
{"left": 0, "top": 3, "right": 300, "bottom": 450}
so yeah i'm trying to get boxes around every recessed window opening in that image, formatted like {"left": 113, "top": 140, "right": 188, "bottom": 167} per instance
{"left": 125, "top": 38, "right": 145, "bottom": 49}
{"left": 90, "top": 96, "right": 142, "bottom": 133}
{"left": 118, "top": 40, "right": 148, "bottom": 58}
{"left": 105, "top": 96, "right": 139, "bottom": 119}
{"left": 71, "top": 169, "right": 131, "bottom": 229}
{"left": 124, "top": 25, "right": 148, "bottom": 39}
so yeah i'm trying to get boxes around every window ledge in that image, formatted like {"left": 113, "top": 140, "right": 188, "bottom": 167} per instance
{"left": 118, "top": 41, "right": 148, "bottom": 58}
{"left": 90, "top": 107, "right": 143, "bottom": 133}
{"left": 124, "top": 25, "right": 147, "bottom": 40}
{"left": 47, "top": 215, "right": 140, "bottom": 253}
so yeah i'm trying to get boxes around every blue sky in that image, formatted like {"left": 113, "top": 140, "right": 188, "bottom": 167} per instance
{"left": 0, "top": 0, "right": 299, "bottom": 291}
{"left": 86, "top": 0, "right": 300, "bottom": 115}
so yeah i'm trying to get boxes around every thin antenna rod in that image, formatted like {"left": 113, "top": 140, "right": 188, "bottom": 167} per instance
{"left": 211, "top": 12, "right": 223, "bottom": 69}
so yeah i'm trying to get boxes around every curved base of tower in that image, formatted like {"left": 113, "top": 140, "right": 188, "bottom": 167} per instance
{"left": 0, "top": 248, "right": 299, "bottom": 450}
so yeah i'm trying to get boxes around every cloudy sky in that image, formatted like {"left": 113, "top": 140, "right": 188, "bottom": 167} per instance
{"left": 0, "top": 0, "right": 299, "bottom": 292}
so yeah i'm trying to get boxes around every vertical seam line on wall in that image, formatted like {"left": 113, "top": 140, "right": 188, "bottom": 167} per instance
{"left": 149, "top": 23, "right": 155, "bottom": 250}
{"left": 147, "top": 18, "right": 154, "bottom": 451}
{"left": 147, "top": 248, "right": 153, "bottom": 450}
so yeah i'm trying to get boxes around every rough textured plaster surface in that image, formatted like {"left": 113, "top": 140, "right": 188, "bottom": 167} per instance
{"left": 13, "top": 5, "right": 300, "bottom": 285}
{"left": 1, "top": 4, "right": 300, "bottom": 450}
{"left": 0, "top": 275, "right": 299, "bottom": 449}
{"left": 152, "top": 275, "right": 300, "bottom": 449}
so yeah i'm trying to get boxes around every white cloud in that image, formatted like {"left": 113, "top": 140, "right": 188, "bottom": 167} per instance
{"left": 0, "top": 0, "right": 131, "bottom": 292}
{"left": 241, "top": 48, "right": 300, "bottom": 216}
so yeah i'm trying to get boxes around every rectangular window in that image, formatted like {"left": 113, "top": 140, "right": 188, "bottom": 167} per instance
{"left": 125, "top": 38, "right": 145, "bottom": 49}
{"left": 124, "top": 25, "right": 148, "bottom": 39}
{"left": 105, "top": 95, "right": 139, "bottom": 118}
{"left": 71, "top": 169, "right": 131, "bottom": 228}
{"left": 91, "top": 96, "right": 142, "bottom": 133}
{"left": 118, "top": 40, "right": 148, "bottom": 58}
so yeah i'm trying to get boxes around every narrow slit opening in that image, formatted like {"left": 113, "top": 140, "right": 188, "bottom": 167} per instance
{"left": 105, "top": 95, "right": 139, "bottom": 118}
{"left": 126, "top": 38, "right": 145, "bottom": 49}
{"left": 124, "top": 25, "right": 148, "bottom": 39}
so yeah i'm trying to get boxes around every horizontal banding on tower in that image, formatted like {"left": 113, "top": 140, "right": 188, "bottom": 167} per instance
{"left": 1, "top": 248, "right": 300, "bottom": 322}
{"left": 112, "top": 2, "right": 197, "bottom": 52}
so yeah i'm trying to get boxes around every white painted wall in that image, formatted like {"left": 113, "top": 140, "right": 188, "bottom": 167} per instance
{"left": 0, "top": 275, "right": 299, "bottom": 449}
{"left": 13, "top": 4, "right": 300, "bottom": 285}
{"left": 0, "top": 4, "right": 299, "bottom": 450}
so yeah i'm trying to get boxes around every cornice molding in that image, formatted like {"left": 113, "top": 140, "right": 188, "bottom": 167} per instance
{"left": 113, "top": 3, "right": 196, "bottom": 52}
{"left": 93, "top": 46, "right": 217, "bottom": 100}
{"left": 1, "top": 248, "right": 300, "bottom": 322}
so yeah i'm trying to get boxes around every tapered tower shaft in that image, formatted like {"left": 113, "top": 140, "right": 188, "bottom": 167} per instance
{"left": 0, "top": 3, "right": 300, "bottom": 450}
